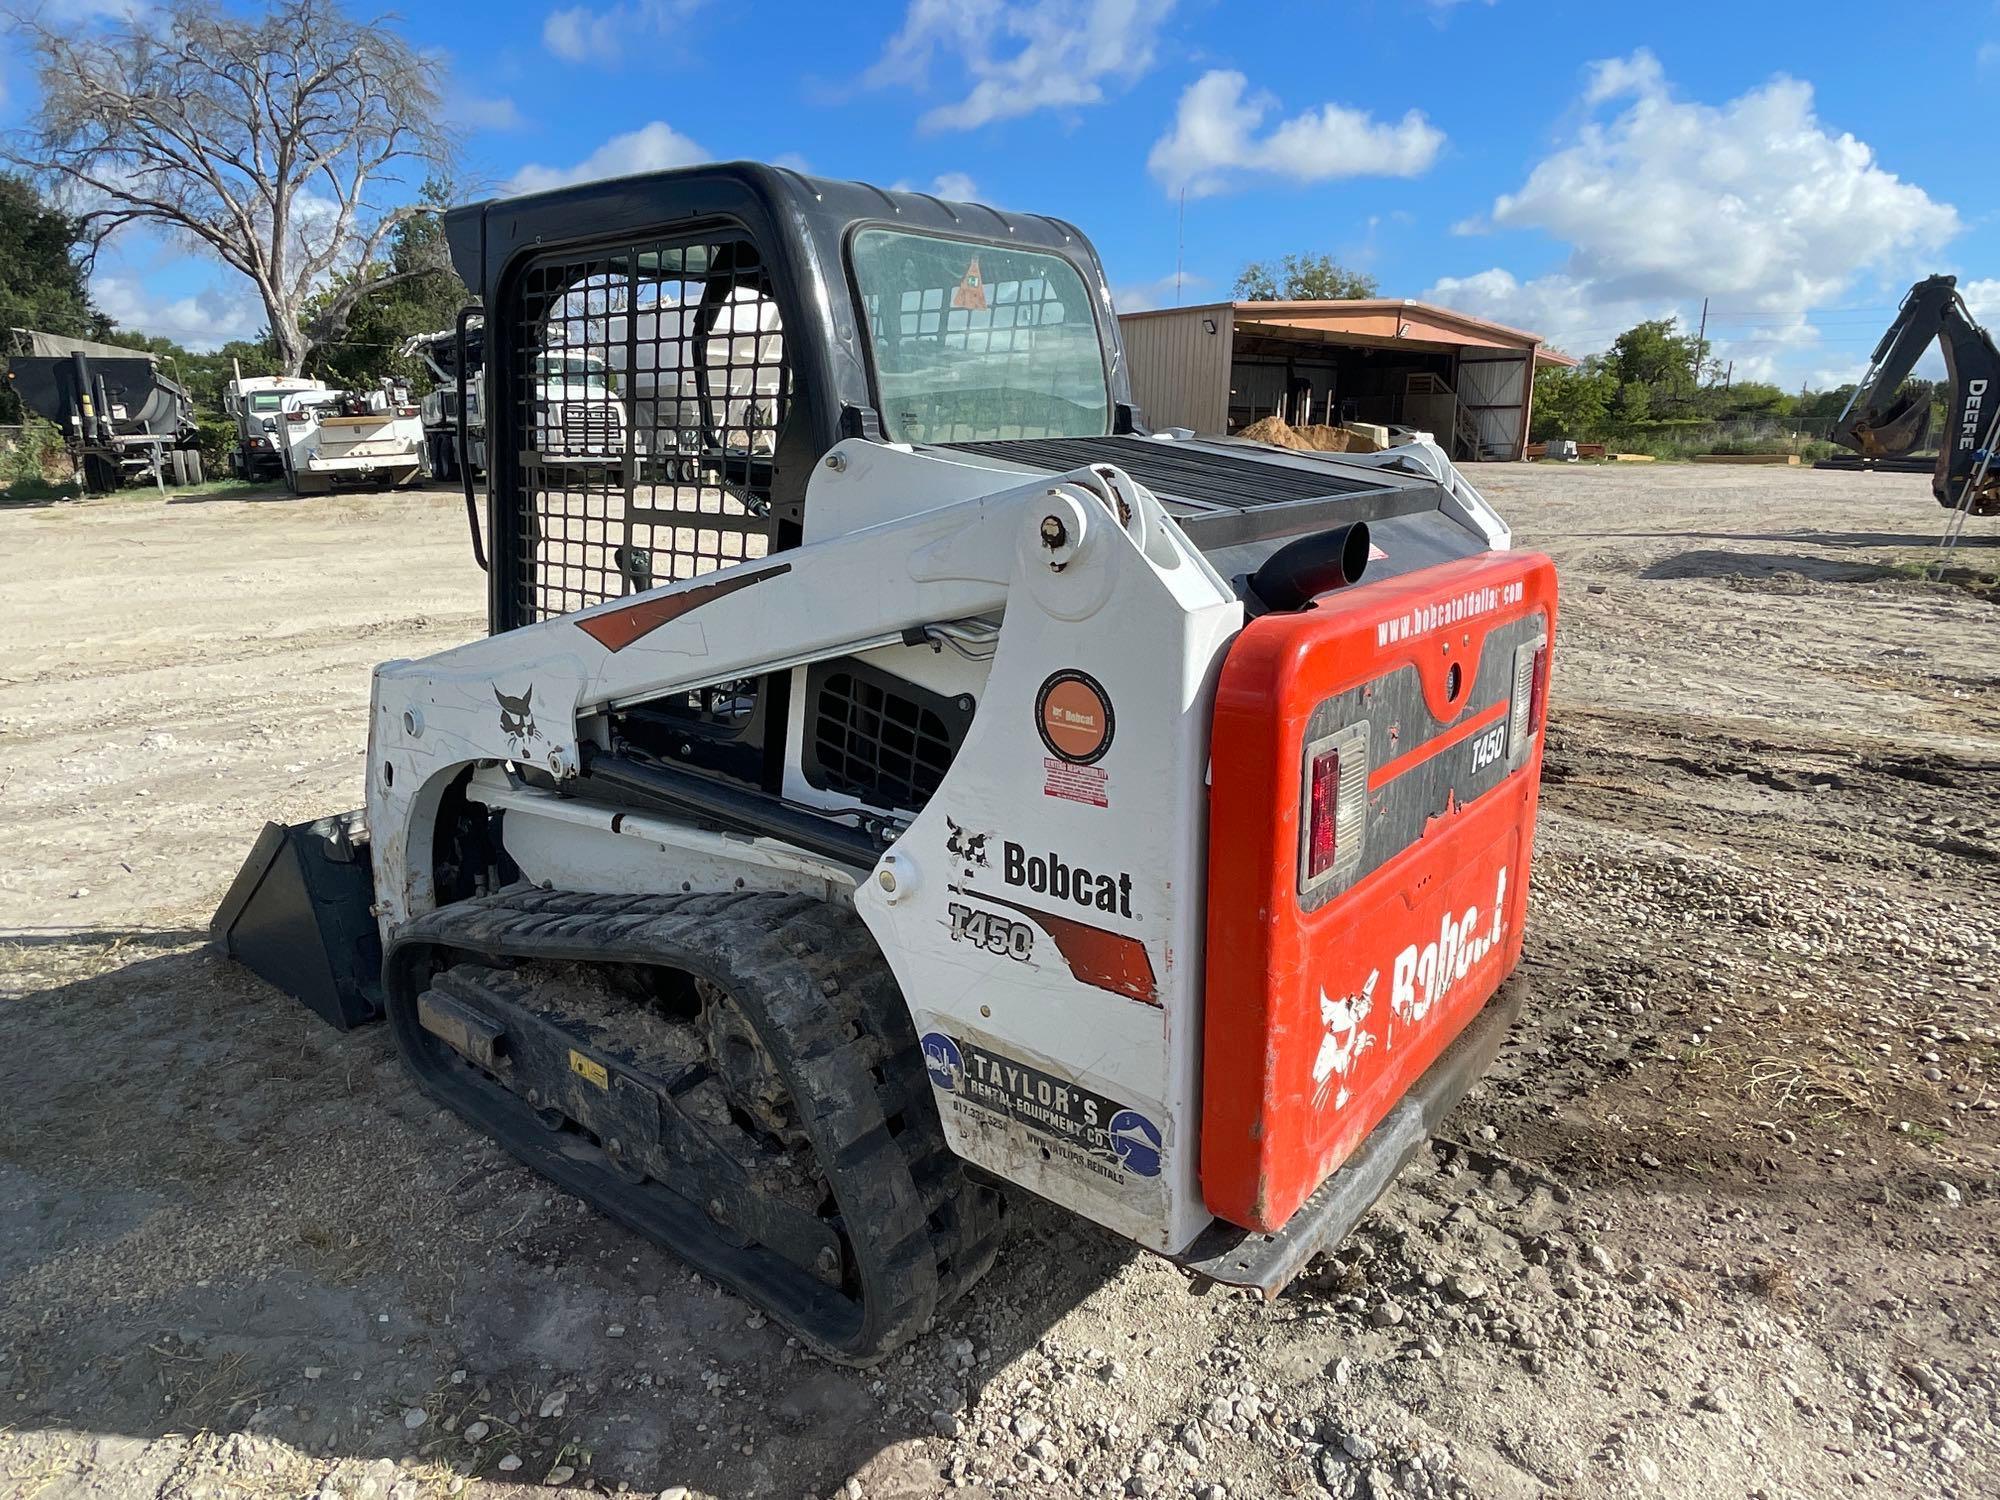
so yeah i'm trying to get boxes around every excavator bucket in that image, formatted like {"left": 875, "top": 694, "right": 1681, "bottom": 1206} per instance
{"left": 211, "top": 810, "right": 383, "bottom": 1030}
{"left": 1849, "top": 391, "right": 1932, "bottom": 458}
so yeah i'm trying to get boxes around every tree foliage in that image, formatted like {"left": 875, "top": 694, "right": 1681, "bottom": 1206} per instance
{"left": 1607, "top": 318, "right": 1700, "bottom": 403}
{"left": 10, "top": 0, "right": 456, "bottom": 375}
{"left": 1528, "top": 361, "right": 1614, "bottom": 442}
{"left": 1528, "top": 315, "right": 1917, "bottom": 444}
{"left": 1234, "top": 253, "right": 1379, "bottom": 302}
{"left": 0, "top": 173, "right": 101, "bottom": 341}
{"left": 302, "top": 209, "right": 468, "bottom": 389}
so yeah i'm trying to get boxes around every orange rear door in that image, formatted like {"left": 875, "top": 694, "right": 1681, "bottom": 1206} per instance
{"left": 1202, "top": 549, "right": 1556, "bottom": 1232}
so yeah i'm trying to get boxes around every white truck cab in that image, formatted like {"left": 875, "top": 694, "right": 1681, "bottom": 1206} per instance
{"left": 224, "top": 375, "right": 331, "bottom": 480}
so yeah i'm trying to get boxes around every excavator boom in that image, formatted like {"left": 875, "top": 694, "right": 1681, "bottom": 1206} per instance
{"left": 1833, "top": 274, "right": 2000, "bottom": 514}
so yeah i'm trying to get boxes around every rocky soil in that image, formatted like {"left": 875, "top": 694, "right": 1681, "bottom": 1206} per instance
{"left": 0, "top": 464, "right": 1994, "bottom": 1499}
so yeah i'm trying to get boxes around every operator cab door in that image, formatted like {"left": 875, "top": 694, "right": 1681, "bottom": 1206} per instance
{"left": 490, "top": 226, "right": 807, "bottom": 795}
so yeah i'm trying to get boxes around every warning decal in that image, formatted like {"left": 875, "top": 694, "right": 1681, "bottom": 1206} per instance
{"left": 919, "top": 1026, "right": 1164, "bottom": 1190}
{"left": 1043, "top": 756, "right": 1109, "bottom": 807}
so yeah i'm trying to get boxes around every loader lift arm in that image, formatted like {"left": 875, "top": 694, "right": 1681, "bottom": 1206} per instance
{"left": 1832, "top": 273, "right": 2000, "bottom": 513}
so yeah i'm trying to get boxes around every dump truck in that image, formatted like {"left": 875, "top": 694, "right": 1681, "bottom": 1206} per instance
{"left": 402, "top": 323, "right": 487, "bottom": 482}
{"left": 6, "top": 329, "right": 202, "bottom": 491}
{"left": 216, "top": 164, "right": 1555, "bottom": 1364}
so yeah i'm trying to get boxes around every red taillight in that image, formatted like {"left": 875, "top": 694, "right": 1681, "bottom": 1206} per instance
{"left": 287, "top": 409, "right": 309, "bottom": 423}
{"left": 1527, "top": 643, "right": 1550, "bottom": 732}
{"left": 1307, "top": 747, "right": 1340, "bottom": 879}
{"left": 398, "top": 404, "right": 419, "bottom": 418}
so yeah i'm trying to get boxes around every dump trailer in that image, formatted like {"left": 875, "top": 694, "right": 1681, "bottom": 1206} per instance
{"left": 216, "top": 164, "right": 1555, "bottom": 1364}
{"left": 6, "top": 329, "right": 201, "bottom": 490}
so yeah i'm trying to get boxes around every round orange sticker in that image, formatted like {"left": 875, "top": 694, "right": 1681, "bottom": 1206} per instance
{"left": 1036, "top": 670, "right": 1115, "bottom": 764}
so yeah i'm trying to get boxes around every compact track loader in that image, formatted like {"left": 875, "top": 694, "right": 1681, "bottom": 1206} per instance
{"left": 215, "top": 164, "right": 1556, "bottom": 1364}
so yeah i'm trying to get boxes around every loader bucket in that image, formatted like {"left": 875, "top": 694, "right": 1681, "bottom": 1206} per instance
{"left": 211, "top": 811, "right": 383, "bottom": 1030}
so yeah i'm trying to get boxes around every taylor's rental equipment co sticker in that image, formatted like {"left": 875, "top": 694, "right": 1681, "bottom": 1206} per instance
{"left": 919, "top": 1026, "right": 1164, "bottom": 1190}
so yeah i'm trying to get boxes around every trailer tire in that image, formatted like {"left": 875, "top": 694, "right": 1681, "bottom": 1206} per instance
{"left": 168, "top": 449, "right": 188, "bottom": 486}
{"left": 187, "top": 451, "right": 205, "bottom": 486}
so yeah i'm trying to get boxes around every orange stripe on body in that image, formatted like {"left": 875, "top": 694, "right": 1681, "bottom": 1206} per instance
{"left": 1367, "top": 699, "right": 1509, "bottom": 792}
{"left": 573, "top": 564, "right": 790, "bottom": 651}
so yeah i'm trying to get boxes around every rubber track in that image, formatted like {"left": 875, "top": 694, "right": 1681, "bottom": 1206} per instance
{"left": 385, "top": 888, "right": 1006, "bottom": 1364}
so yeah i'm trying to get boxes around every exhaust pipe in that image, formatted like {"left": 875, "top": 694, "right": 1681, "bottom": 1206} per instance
{"left": 1248, "top": 521, "right": 1372, "bottom": 613}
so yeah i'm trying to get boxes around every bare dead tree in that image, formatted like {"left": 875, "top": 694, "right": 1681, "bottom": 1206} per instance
{"left": 8, "top": 0, "right": 456, "bottom": 373}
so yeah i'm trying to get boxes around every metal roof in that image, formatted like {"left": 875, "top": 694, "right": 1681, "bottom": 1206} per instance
{"left": 1120, "top": 299, "right": 1578, "bottom": 367}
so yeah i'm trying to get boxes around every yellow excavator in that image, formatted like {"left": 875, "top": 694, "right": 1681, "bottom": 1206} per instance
{"left": 1831, "top": 274, "right": 2000, "bottom": 516}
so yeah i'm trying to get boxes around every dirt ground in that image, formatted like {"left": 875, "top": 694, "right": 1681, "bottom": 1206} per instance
{"left": 0, "top": 465, "right": 1994, "bottom": 1500}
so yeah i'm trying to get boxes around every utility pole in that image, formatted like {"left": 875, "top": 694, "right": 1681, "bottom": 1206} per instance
{"left": 1690, "top": 297, "right": 1709, "bottom": 399}
{"left": 1723, "top": 360, "right": 1732, "bottom": 392}
{"left": 1174, "top": 188, "right": 1186, "bottom": 307}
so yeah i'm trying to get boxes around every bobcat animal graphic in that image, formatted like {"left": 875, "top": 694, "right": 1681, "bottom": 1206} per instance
{"left": 1312, "top": 970, "right": 1379, "bottom": 1111}
{"left": 495, "top": 686, "right": 541, "bottom": 748}
{"left": 945, "top": 815, "right": 990, "bottom": 868}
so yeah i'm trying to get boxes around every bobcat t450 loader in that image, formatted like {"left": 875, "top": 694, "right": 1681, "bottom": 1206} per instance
{"left": 215, "top": 164, "right": 1556, "bottom": 1364}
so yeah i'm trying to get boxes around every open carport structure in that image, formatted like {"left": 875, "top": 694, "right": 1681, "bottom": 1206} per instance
{"left": 1118, "top": 299, "right": 1577, "bottom": 461}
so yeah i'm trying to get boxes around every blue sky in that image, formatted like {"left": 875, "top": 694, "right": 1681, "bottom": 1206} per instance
{"left": 9, "top": 0, "right": 1996, "bottom": 389}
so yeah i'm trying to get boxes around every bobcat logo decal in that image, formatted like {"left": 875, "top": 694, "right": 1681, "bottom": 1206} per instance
{"left": 495, "top": 686, "right": 541, "bottom": 748}
{"left": 945, "top": 816, "right": 990, "bottom": 868}
{"left": 1312, "top": 970, "right": 1378, "bottom": 1111}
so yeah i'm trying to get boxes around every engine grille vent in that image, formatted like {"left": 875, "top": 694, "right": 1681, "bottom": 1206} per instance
{"left": 803, "top": 660, "right": 972, "bottom": 814}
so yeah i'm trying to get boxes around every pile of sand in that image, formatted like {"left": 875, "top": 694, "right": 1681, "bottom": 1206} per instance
{"left": 1235, "top": 415, "right": 1383, "bottom": 454}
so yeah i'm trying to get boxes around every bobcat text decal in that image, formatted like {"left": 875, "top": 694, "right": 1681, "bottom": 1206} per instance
{"left": 1314, "top": 868, "right": 1509, "bottom": 1112}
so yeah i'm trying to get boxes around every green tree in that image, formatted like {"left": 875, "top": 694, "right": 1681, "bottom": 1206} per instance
{"left": 1607, "top": 318, "right": 1700, "bottom": 404}
{"left": 1713, "top": 380, "right": 1793, "bottom": 420}
{"left": 0, "top": 173, "right": 98, "bottom": 338}
{"left": 301, "top": 209, "right": 467, "bottom": 392}
{"left": 1529, "top": 360, "right": 1615, "bottom": 441}
{"left": 1234, "top": 253, "right": 1379, "bottom": 301}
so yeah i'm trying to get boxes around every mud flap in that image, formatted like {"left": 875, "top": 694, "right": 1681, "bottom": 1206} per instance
{"left": 211, "top": 810, "right": 383, "bottom": 1030}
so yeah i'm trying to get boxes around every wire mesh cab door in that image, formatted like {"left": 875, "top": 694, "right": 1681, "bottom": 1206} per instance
{"left": 482, "top": 216, "right": 822, "bottom": 794}
{"left": 493, "top": 233, "right": 799, "bottom": 629}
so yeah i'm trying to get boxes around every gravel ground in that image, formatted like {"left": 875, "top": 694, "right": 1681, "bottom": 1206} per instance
{"left": 0, "top": 464, "right": 1994, "bottom": 1500}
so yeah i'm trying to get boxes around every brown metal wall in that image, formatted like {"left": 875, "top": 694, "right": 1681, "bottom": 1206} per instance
{"left": 1119, "top": 307, "right": 1234, "bottom": 434}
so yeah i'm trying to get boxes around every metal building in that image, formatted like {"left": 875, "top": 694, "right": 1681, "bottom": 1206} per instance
{"left": 1118, "top": 299, "right": 1577, "bottom": 461}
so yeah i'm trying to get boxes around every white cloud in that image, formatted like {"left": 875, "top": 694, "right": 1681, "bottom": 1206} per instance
{"left": 1423, "top": 49, "right": 1959, "bottom": 375}
{"left": 454, "top": 94, "right": 526, "bottom": 131}
{"left": 870, "top": 0, "right": 1174, "bottom": 131}
{"left": 1112, "top": 271, "right": 1208, "bottom": 313}
{"left": 91, "top": 270, "right": 265, "bottom": 351}
{"left": 504, "top": 121, "right": 708, "bottom": 195}
{"left": 543, "top": 0, "right": 704, "bottom": 65}
{"left": 1147, "top": 70, "right": 1444, "bottom": 199}
{"left": 891, "top": 171, "right": 984, "bottom": 201}
{"left": 1960, "top": 278, "right": 2000, "bottom": 323}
